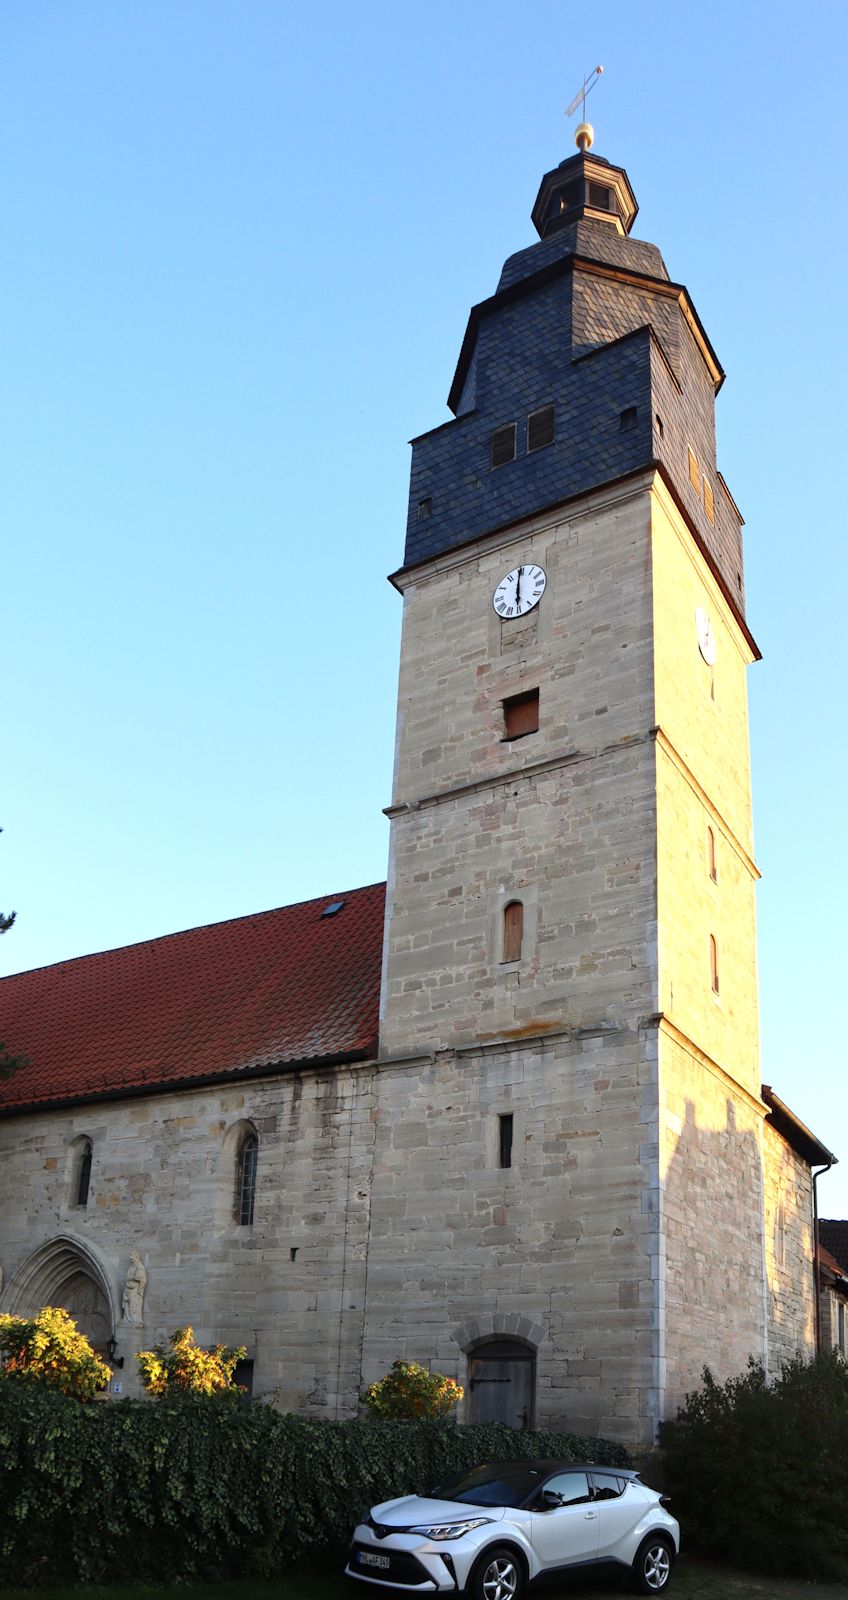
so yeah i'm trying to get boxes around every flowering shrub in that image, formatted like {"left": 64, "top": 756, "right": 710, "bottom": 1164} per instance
{"left": 136, "top": 1325, "right": 246, "bottom": 1396}
{"left": 363, "top": 1359, "right": 464, "bottom": 1419}
{"left": 0, "top": 1306, "right": 111, "bottom": 1401}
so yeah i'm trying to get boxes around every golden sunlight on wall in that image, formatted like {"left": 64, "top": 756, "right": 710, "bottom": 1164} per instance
{"left": 651, "top": 477, "right": 760, "bottom": 1099}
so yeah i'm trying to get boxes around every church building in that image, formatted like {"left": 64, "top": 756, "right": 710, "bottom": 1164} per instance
{"left": 0, "top": 134, "right": 838, "bottom": 1446}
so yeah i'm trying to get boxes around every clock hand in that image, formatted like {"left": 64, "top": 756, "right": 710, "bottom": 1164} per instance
{"left": 515, "top": 567, "right": 522, "bottom": 607}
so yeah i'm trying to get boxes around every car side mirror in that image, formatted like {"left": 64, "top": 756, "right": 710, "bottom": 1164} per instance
{"left": 540, "top": 1489, "right": 563, "bottom": 1509}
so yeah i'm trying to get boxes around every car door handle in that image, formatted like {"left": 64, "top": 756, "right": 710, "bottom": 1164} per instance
{"left": 584, "top": 1511, "right": 598, "bottom": 1520}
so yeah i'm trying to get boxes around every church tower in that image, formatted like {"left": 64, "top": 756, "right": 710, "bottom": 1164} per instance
{"left": 371, "top": 139, "right": 768, "bottom": 1446}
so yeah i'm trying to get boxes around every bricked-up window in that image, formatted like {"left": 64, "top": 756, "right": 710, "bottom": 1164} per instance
{"left": 703, "top": 477, "right": 715, "bottom": 524}
{"left": 235, "top": 1131, "right": 258, "bottom": 1226}
{"left": 503, "top": 901, "right": 524, "bottom": 963}
{"left": 688, "top": 445, "right": 700, "bottom": 495}
{"left": 498, "top": 1113, "right": 514, "bottom": 1169}
{"left": 527, "top": 405, "right": 555, "bottom": 452}
{"left": 75, "top": 1138, "right": 92, "bottom": 1208}
{"left": 491, "top": 422, "right": 517, "bottom": 468}
{"left": 503, "top": 689, "right": 539, "bottom": 739}
{"left": 707, "top": 826, "right": 717, "bottom": 883}
{"left": 709, "top": 935, "right": 720, "bottom": 995}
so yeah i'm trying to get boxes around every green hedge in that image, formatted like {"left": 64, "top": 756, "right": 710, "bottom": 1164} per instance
{"left": 661, "top": 1350, "right": 848, "bottom": 1582}
{"left": 0, "top": 1382, "right": 628, "bottom": 1586}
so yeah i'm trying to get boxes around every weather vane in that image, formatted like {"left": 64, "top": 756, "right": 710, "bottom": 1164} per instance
{"left": 565, "top": 64, "right": 603, "bottom": 152}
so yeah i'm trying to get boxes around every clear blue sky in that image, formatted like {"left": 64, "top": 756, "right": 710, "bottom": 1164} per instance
{"left": 3, "top": 2, "right": 846, "bottom": 1213}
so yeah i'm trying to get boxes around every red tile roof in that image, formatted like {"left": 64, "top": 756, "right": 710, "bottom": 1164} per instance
{"left": 820, "top": 1221, "right": 848, "bottom": 1276}
{"left": 818, "top": 1241, "right": 848, "bottom": 1284}
{"left": 0, "top": 883, "right": 386, "bottom": 1114}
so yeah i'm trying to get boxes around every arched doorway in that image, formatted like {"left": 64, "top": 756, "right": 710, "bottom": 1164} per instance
{"left": 468, "top": 1339, "right": 536, "bottom": 1429}
{"left": 4, "top": 1235, "right": 117, "bottom": 1360}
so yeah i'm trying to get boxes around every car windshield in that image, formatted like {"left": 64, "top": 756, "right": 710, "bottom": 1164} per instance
{"left": 430, "top": 1463, "right": 546, "bottom": 1508}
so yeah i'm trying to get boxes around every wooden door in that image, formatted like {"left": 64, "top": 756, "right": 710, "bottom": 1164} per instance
{"left": 469, "top": 1341, "right": 534, "bottom": 1429}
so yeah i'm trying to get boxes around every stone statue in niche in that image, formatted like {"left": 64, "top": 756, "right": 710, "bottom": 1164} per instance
{"left": 121, "top": 1252, "right": 147, "bottom": 1326}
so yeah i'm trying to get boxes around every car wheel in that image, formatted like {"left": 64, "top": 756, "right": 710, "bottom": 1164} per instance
{"left": 469, "top": 1544, "right": 524, "bottom": 1600}
{"left": 631, "top": 1533, "right": 674, "bottom": 1593}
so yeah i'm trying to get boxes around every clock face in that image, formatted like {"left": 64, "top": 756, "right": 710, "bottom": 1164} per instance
{"left": 696, "top": 606, "right": 717, "bottom": 666}
{"left": 493, "top": 564, "right": 547, "bottom": 619}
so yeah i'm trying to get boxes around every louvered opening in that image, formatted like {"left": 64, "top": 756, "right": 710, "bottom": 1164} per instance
{"left": 503, "top": 689, "right": 539, "bottom": 739}
{"left": 588, "top": 182, "right": 612, "bottom": 211}
{"left": 688, "top": 445, "right": 700, "bottom": 494}
{"left": 703, "top": 478, "right": 715, "bottom": 524}
{"left": 527, "top": 405, "right": 554, "bottom": 452}
{"left": 491, "top": 423, "right": 516, "bottom": 469}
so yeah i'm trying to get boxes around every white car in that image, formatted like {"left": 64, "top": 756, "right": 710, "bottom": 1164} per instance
{"left": 345, "top": 1459, "right": 679, "bottom": 1596}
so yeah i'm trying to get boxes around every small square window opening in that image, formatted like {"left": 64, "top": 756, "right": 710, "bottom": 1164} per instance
{"left": 417, "top": 497, "right": 432, "bottom": 521}
{"left": 491, "top": 423, "right": 517, "bottom": 469}
{"left": 498, "top": 1114, "right": 514, "bottom": 1169}
{"left": 619, "top": 406, "right": 637, "bottom": 432}
{"left": 503, "top": 689, "right": 539, "bottom": 740}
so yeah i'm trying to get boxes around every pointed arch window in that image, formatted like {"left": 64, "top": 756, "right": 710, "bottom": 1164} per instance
{"left": 707, "top": 826, "right": 717, "bottom": 882}
{"left": 709, "top": 935, "right": 720, "bottom": 995}
{"left": 75, "top": 1139, "right": 92, "bottom": 1208}
{"left": 503, "top": 901, "right": 524, "bottom": 963}
{"left": 235, "top": 1131, "right": 258, "bottom": 1227}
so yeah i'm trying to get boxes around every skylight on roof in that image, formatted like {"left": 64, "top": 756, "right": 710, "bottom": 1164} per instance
{"left": 321, "top": 900, "right": 346, "bottom": 918}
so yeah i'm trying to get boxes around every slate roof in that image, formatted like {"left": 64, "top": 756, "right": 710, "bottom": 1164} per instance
{"left": 820, "top": 1221, "right": 848, "bottom": 1275}
{"left": 0, "top": 882, "right": 386, "bottom": 1114}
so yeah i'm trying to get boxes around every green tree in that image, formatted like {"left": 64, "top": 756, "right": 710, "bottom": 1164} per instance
{"left": 363, "top": 1359, "right": 464, "bottom": 1420}
{"left": 136, "top": 1325, "right": 246, "bottom": 1396}
{"left": 0, "top": 1306, "right": 112, "bottom": 1401}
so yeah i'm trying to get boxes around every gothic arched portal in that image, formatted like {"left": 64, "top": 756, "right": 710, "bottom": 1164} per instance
{"left": 2, "top": 1235, "right": 118, "bottom": 1356}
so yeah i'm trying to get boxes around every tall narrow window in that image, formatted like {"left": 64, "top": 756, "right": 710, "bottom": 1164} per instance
{"left": 503, "top": 901, "right": 524, "bottom": 963}
{"left": 235, "top": 1132, "right": 258, "bottom": 1226}
{"left": 709, "top": 935, "right": 719, "bottom": 995}
{"left": 234, "top": 1357, "right": 255, "bottom": 1395}
{"left": 775, "top": 1202, "right": 786, "bottom": 1269}
{"left": 75, "top": 1139, "right": 92, "bottom": 1208}
{"left": 688, "top": 445, "right": 700, "bottom": 495}
{"left": 707, "top": 826, "right": 717, "bottom": 882}
{"left": 498, "top": 1114, "right": 514, "bottom": 1169}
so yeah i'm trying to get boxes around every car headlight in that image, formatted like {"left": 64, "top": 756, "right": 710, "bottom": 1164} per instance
{"left": 410, "top": 1516, "right": 494, "bottom": 1541}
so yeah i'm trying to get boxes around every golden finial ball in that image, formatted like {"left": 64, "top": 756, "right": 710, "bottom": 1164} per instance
{"left": 575, "top": 121, "right": 594, "bottom": 152}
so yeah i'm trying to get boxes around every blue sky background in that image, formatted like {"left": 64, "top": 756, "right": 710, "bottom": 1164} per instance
{"left": 3, "top": 2, "right": 846, "bottom": 1213}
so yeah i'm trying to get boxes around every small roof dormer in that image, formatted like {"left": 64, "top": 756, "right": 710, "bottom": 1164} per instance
{"left": 531, "top": 151, "right": 638, "bottom": 240}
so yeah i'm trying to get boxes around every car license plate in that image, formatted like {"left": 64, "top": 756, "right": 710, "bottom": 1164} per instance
{"left": 358, "top": 1551, "right": 391, "bottom": 1570}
